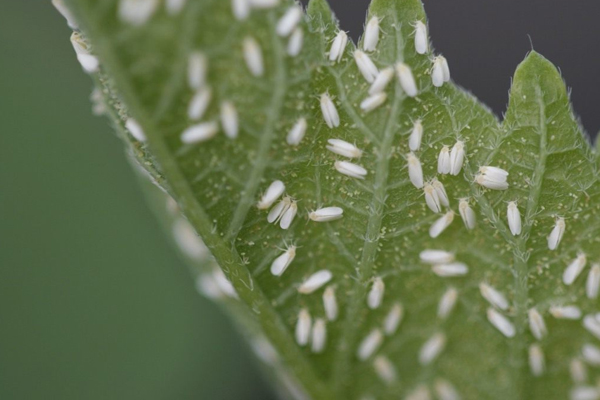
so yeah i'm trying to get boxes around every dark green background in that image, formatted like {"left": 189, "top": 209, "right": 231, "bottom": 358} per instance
{"left": 0, "top": 2, "right": 273, "bottom": 399}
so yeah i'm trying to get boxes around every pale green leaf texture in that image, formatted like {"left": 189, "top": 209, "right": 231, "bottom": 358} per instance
{"left": 62, "top": 0, "right": 600, "bottom": 398}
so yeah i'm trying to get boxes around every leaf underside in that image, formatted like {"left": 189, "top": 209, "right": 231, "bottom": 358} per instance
{"left": 63, "top": 0, "right": 600, "bottom": 398}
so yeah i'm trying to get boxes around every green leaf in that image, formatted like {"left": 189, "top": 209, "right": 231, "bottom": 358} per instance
{"left": 59, "top": 0, "right": 600, "bottom": 398}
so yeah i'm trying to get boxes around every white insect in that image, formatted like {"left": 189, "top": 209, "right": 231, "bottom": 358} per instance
{"left": 187, "top": 87, "right": 212, "bottom": 120}
{"left": 475, "top": 166, "right": 509, "bottom": 190}
{"left": 125, "top": 118, "right": 146, "bottom": 142}
{"left": 249, "top": 0, "right": 280, "bottom": 8}
{"left": 570, "top": 359, "right": 588, "bottom": 383}
{"left": 431, "top": 56, "right": 451, "bottom": 87}
{"left": 211, "top": 269, "right": 238, "bottom": 299}
{"left": 180, "top": 122, "right": 219, "bottom": 144}
{"left": 295, "top": 308, "right": 312, "bottom": 346}
{"left": 432, "top": 179, "right": 450, "bottom": 207}
{"left": 220, "top": 101, "right": 239, "bottom": 139}
{"left": 320, "top": 93, "right": 340, "bottom": 128}
{"left": 396, "top": 62, "right": 418, "bottom": 97}
{"left": 373, "top": 356, "right": 396, "bottom": 384}
{"left": 487, "top": 308, "right": 515, "bottom": 338}
{"left": 419, "top": 332, "right": 446, "bottom": 365}
{"left": 369, "top": 67, "right": 394, "bottom": 95}
{"left": 165, "top": 0, "right": 187, "bottom": 15}
{"left": 232, "top": 0, "right": 250, "bottom": 21}
{"left": 570, "top": 386, "right": 600, "bottom": 400}
{"left": 287, "top": 28, "right": 304, "bottom": 57}
{"left": 52, "top": 0, "right": 78, "bottom": 29}
{"left": 458, "top": 199, "right": 476, "bottom": 230}
{"left": 429, "top": 211, "right": 454, "bottom": 238}
{"left": 438, "top": 145, "right": 451, "bottom": 174}
{"left": 118, "top": 0, "right": 160, "bottom": 26}
{"left": 549, "top": 305, "right": 581, "bottom": 320}
{"left": 507, "top": 201, "right": 522, "bottom": 236}
{"left": 479, "top": 283, "right": 508, "bottom": 310}
{"left": 323, "top": 286, "right": 338, "bottom": 321}
{"left": 583, "top": 315, "right": 600, "bottom": 340}
{"left": 582, "top": 343, "right": 600, "bottom": 366}
{"left": 70, "top": 32, "right": 99, "bottom": 74}
{"left": 528, "top": 308, "right": 547, "bottom": 340}
{"left": 357, "top": 329, "right": 383, "bottom": 361}
{"left": 335, "top": 161, "right": 368, "bottom": 179}
{"left": 172, "top": 218, "right": 207, "bottom": 260}
{"left": 243, "top": 37, "right": 265, "bottom": 77}
{"left": 298, "top": 270, "right": 333, "bottom": 294}
{"left": 420, "top": 250, "right": 455, "bottom": 265}
{"left": 354, "top": 50, "right": 379, "bottom": 83}
{"left": 360, "top": 93, "right": 387, "bottom": 112}
{"left": 326, "top": 139, "right": 362, "bottom": 158}
{"left": 409, "top": 120, "right": 423, "bottom": 151}
{"left": 587, "top": 264, "right": 600, "bottom": 299}
{"left": 548, "top": 217, "right": 566, "bottom": 250}
{"left": 287, "top": 118, "right": 307, "bottom": 145}
{"left": 309, "top": 207, "right": 344, "bottom": 222}
{"left": 363, "top": 16, "right": 380, "bottom": 52}
{"left": 563, "top": 253, "right": 587, "bottom": 285}
{"left": 270, "top": 245, "right": 297, "bottom": 276}
{"left": 257, "top": 180, "right": 285, "bottom": 210}
{"left": 311, "top": 319, "right": 327, "bottom": 353}
{"left": 406, "top": 386, "right": 432, "bottom": 400}
{"left": 529, "top": 344, "right": 545, "bottom": 377}
{"left": 367, "top": 277, "right": 385, "bottom": 309}
{"left": 424, "top": 183, "right": 442, "bottom": 214}
{"left": 432, "top": 263, "right": 468, "bottom": 277}
{"left": 276, "top": 6, "right": 302, "bottom": 37}
{"left": 267, "top": 196, "right": 292, "bottom": 223}
{"left": 438, "top": 288, "right": 458, "bottom": 319}
{"left": 384, "top": 303, "right": 403, "bottom": 335}
{"left": 188, "top": 51, "right": 207, "bottom": 90}
{"left": 434, "top": 379, "right": 460, "bottom": 400}
{"left": 449, "top": 140, "right": 464, "bottom": 175}
{"left": 407, "top": 152, "right": 424, "bottom": 188}
{"left": 329, "top": 31, "right": 348, "bottom": 63}
{"left": 413, "top": 20, "right": 428, "bottom": 54}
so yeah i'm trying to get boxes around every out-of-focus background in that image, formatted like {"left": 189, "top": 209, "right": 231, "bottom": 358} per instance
{"left": 1, "top": 0, "right": 598, "bottom": 399}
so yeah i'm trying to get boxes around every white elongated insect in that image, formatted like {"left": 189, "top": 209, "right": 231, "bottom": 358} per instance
{"left": 329, "top": 31, "right": 348, "bottom": 63}
{"left": 549, "top": 305, "right": 581, "bottom": 320}
{"left": 487, "top": 308, "right": 515, "bottom": 337}
{"left": 529, "top": 344, "right": 545, "bottom": 377}
{"left": 267, "top": 196, "right": 291, "bottom": 223}
{"left": 431, "top": 56, "right": 451, "bottom": 87}
{"left": 409, "top": 120, "right": 423, "bottom": 151}
{"left": 570, "top": 359, "right": 588, "bottom": 383}
{"left": 437, "top": 146, "right": 451, "bottom": 174}
{"left": 125, "top": 118, "right": 146, "bottom": 142}
{"left": 295, "top": 308, "right": 311, "bottom": 346}
{"left": 320, "top": 93, "right": 340, "bottom": 128}
{"left": 279, "top": 201, "right": 298, "bottom": 229}
{"left": 563, "top": 253, "right": 587, "bottom": 285}
{"left": 432, "top": 262, "right": 468, "bottom": 277}
{"left": 458, "top": 199, "right": 476, "bottom": 230}
{"left": 407, "top": 152, "right": 424, "bottom": 188}
{"left": 373, "top": 356, "right": 396, "bottom": 384}
{"left": 438, "top": 288, "right": 458, "bottom": 319}
{"left": 287, "top": 28, "right": 304, "bottom": 57}
{"left": 406, "top": 386, "right": 431, "bottom": 400}
{"left": 311, "top": 319, "right": 327, "bottom": 353}
{"left": 413, "top": 21, "right": 428, "bottom": 54}
{"left": 475, "top": 174, "right": 509, "bottom": 190}
{"left": 52, "top": 0, "right": 79, "bottom": 29}
{"left": 384, "top": 303, "right": 403, "bottom": 335}
{"left": 276, "top": 6, "right": 302, "bottom": 37}
{"left": 369, "top": 67, "right": 394, "bottom": 95}
{"left": 582, "top": 343, "right": 600, "bottom": 366}
{"left": 70, "top": 32, "right": 99, "bottom": 74}
{"left": 257, "top": 180, "right": 285, "bottom": 210}
{"left": 432, "top": 179, "right": 450, "bottom": 207}
{"left": 480, "top": 166, "right": 509, "bottom": 180}
{"left": 249, "top": 0, "right": 280, "bottom": 8}
{"left": 323, "top": 286, "right": 338, "bottom": 321}
{"left": 429, "top": 211, "right": 454, "bottom": 238}
{"left": 363, "top": 16, "right": 380, "bottom": 52}
{"left": 420, "top": 250, "right": 455, "bottom": 264}
{"left": 354, "top": 50, "right": 379, "bottom": 83}
{"left": 528, "top": 308, "right": 547, "bottom": 340}
{"left": 165, "top": 0, "right": 187, "bottom": 15}
{"left": 360, "top": 93, "right": 387, "bottom": 112}
{"left": 424, "top": 183, "right": 442, "bottom": 213}
{"left": 475, "top": 166, "right": 509, "bottom": 190}
{"left": 172, "top": 218, "right": 207, "bottom": 260}
{"left": 507, "top": 201, "right": 522, "bottom": 236}
{"left": 326, "top": 139, "right": 362, "bottom": 158}
{"left": 449, "top": 140, "right": 464, "bottom": 175}
{"left": 211, "top": 268, "right": 238, "bottom": 299}
{"left": 220, "top": 101, "right": 239, "bottom": 139}
{"left": 583, "top": 314, "right": 600, "bottom": 340}
{"left": 367, "top": 277, "right": 385, "bottom": 309}
{"left": 570, "top": 386, "right": 599, "bottom": 400}
{"left": 243, "top": 36, "right": 264, "bottom": 77}
{"left": 232, "top": 0, "right": 250, "bottom": 21}
{"left": 587, "top": 264, "right": 600, "bottom": 299}
{"left": 357, "top": 329, "right": 383, "bottom": 361}
{"left": 180, "top": 122, "right": 219, "bottom": 144}
{"left": 434, "top": 379, "right": 460, "bottom": 400}
{"left": 270, "top": 245, "right": 296, "bottom": 276}
{"left": 298, "top": 270, "right": 333, "bottom": 294}
{"left": 188, "top": 51, "right": 207, "bottom": 90}
{"left": 419, "top": 332, "right": 446, "bottom": 365}
{"left": 479, "top": 283, "right": 508, "bottom": 310}
{"left": 188, "top": 87, "right": 212, "bottom": 120}
{"left": 548, "top": 217, "right": 566, "bottom": 250}
{"left": 309, "top": 207, "right": 344, "bottom": 222}
{"left": 396, "top": 62, "right": 418, "bottom": 97}
{"left": 118, "top": 0, "right": 160, "bottom": 26}
{"left": 334, "top": 161, "right": 368, "bottom": 179}
{"left": 287, "top": 118, "right": 307, "bottom": 145}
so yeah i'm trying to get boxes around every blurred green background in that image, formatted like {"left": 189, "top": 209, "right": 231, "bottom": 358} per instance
{"left": 0, "top": 2, "right": 274, "bottom": 399}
